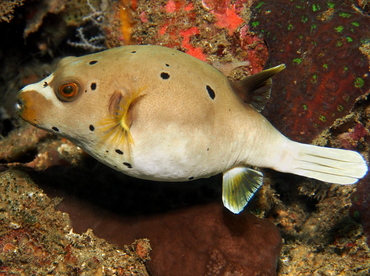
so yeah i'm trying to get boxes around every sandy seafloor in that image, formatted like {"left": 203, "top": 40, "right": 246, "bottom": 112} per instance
{"left": 0, "top": 0, "right": 369, "bottom": 275}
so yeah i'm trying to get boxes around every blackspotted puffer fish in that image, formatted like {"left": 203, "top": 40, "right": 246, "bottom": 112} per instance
{"left": 17, "top": 45, "right": 368, "bottom": 214}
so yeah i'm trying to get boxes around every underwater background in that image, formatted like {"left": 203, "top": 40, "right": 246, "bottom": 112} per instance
{"left": 0, "top": 0, "right": 369, "bottom": 275}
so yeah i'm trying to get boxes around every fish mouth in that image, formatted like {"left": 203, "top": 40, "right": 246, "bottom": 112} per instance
{"left": 15, "top": 97, "right": 24, "bottom": 114}
{"left": 15, "top": 90, "right": 41, "bottom": 125}
{"left": 16, "top": 91, "right": 29, "bottom": 118}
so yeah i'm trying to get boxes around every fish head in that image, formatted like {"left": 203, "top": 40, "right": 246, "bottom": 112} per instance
{"left": 17, "top": 50, "right": 144, "bottom": 155}
{"left": 16, "top": 55, "right": 110, "bottom": 146}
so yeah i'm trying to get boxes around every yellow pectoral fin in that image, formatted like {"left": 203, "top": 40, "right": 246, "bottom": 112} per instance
{"left": 97, "top": 87, "right": 145, "bottom": 156}
{"left": 222, "top": 166, "right": 263, "bottom": 214}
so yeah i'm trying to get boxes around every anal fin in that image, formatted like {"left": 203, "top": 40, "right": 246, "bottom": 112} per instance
{"left": 222, "top": 166, "right": 263, "bottom": 214}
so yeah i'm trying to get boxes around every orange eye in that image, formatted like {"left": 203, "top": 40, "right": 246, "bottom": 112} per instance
{"left": 57, "top": 82, "right": 79, "bottom": 101}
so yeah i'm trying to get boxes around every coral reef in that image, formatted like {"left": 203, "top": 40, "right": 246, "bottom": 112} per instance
{"left": 0, "top": 0, "right": 25, "bottom": 23}
{"left": 248, "top": 3, "right": 370, "bottom": 271}
{"left": 23, "top": 0, "right": 67, "bottom": 38}
{"left": 54, "top": 191, "right": 282, "bottom": 275}
{"left": 347, "top": 103, "right": 370, "bottom": 246}
{"left": 0, "top": 124, "right": 83, "bottom": 170}
{"left": 251, "top": 0, "right": 370, "bottom": 143}
{"left": 130, "top": 0, "right": 268, "bottom": 76}
{"left": 351, "top": 172, "right": 370, "bottom": 245}
{"left": 0, "top": 169, "right": 150, "bottom": 275}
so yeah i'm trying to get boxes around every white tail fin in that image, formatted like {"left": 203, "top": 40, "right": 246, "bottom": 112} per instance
{"left": 278, "top": 142, "right": 368, "bottom": 185}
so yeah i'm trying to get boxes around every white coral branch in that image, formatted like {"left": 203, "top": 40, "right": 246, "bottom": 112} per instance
{"left": 67, "top": 0, "right": 107, "bottom": 52}
{"left": 68, "top": 27, "right": 106, "bottom": 51}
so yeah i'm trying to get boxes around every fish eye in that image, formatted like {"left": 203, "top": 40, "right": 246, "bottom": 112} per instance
{"left": 57, "top": 82, "right": 80, "bottom": 101}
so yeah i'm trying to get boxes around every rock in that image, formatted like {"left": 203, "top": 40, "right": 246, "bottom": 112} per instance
{"left": 38, "top": 165, "right": 282, "bottom": 276}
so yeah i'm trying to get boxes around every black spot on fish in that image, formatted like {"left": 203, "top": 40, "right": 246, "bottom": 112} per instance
{"left": 160, "top": 72, "right": 170, "bottom": 80}
{"left": 115, "top": 149, "right": 124, "bottom": 155}
{"left": 52, "top": 126, "right": 59, "bottom": 132}
{"left": 207, "top": 148, "right": 209, "bottom": 151}
{"left": 91, "top": 83, "right": 97, "bottom": 90}
{"left": 106, "top": 150, "right": 109, "bottom": 153}
{"left": 188, "top": 176, "right": 194, "bottom": 180}
{"left": 43, "top": 82, "right": 48, "bottom": 88}
{"left": 89, "top": 125, "right": 95, "bottom": 131}
{"left": 131, "top": 51, "right": 136, "bottom": 53}
{"left": 123, "top": 162, "right": 132, "bottom": 168}
{"left": 206, "top": 85, "right": 215, "bottom": 100}
{"left": 165, "top": 63, "right": 170, "bottom": 67}
{"left": 89, "top": 60, "right": 98, "bottom": 65}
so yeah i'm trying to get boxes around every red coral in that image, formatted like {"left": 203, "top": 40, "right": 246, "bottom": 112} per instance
{"left": 179, "top": 27, "right": 206, "bottom": 61}
{"left": 336, "top": 123, "right": 369, "bottom": 150}
{"left": 165, "top": 0, "right": 177, "bottom": 13}
{"left": 240, "top": 26, "right": 269, "bottom": 74}
{"left": 349, "top": 123, "right": 368, "bottom": 141}
{"left": 202, "top": 0, "right": 244, "bottom": 35}
{"left": 131, "top": 0, "right": 269, "bottom": 73}
{"left": 165, "top": 0, "right": 193, "bottom": 13}
{"left": 156, "top": 1, "right": 206, "bottom": 59}
{"left": 151, "top": 0, "right": 251, "bottom": 62}
{"left": 213, "top": 5, "right": 244, "bottom": 35}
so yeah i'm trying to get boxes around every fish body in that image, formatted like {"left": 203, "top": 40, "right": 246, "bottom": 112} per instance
{"left": 17, "top": 45, "right": 368, "bottom": 213}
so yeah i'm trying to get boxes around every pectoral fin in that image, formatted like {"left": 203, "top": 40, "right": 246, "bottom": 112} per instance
{"left": 222, "top": 166, "right": 263, "bottom": 214}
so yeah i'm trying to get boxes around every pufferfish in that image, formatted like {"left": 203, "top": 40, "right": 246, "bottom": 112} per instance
{"left": 17, "top": 45, "right": 368, "bottom": 214}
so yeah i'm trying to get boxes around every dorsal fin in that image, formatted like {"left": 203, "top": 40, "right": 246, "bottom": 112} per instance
{"left": 231, "top": 64, "right": 286, "bottom": 112}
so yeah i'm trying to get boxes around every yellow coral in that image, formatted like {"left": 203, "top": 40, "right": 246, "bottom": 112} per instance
{"left": 119, "top": 0, "right": 134, "bottom": 45}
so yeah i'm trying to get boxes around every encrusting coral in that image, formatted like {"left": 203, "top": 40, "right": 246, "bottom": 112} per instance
{"left": 251, "top": 0, "right": 370, "bottom": 143}
{"left": 0, "top": 0, "right": 25, "bottom": 23}
{"left": 0, "top": 169, "right": 150, "bottom": 275}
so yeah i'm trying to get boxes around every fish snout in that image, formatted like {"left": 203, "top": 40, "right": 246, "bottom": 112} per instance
{"left": 15, "top": 92, "right": 25, "bottom": 114}
{"left": 15, "top": 89, "right": 44, "bottom": 125}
